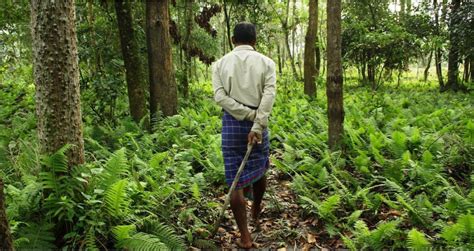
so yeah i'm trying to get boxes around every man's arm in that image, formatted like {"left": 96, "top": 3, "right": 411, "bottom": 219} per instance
{"left": 251, "top": 61, "right": 277, "bottom": 135}
{"left": 212, "top": 63, "right": 256, "bottom": 121}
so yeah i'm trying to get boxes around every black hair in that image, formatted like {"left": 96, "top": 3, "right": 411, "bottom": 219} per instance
{"left": 233, "top": 22, "right": 256, "bottom": 44}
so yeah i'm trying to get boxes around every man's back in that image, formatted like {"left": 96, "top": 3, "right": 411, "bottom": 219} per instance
{"left": 213, "top": 45, "right": 275, "bottom": 108}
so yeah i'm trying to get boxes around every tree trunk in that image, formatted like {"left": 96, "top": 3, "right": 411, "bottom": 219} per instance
{"left": 433, "top": 0, "right": 445, "bottom": 90}
{"left": 326, "top": 0, "right": 344, "bottom": 151}
{"left": 115, "top": 0, "right": 147, "bottom": 123}
{"left": 224, "top": 0, "right": 233, "bottom": 51}
{"left": 0, "top": 179, "right": 14, "bottom": 251}
{"left": 304, "top": 0, "right": 318, "bottom": 97}
{"left": 471, "top": 57, "right": 474, "bottom": 82}
{"left": 146, "top": 0, "right": 178, "bottom": 122}
{"left": 446, "top": 0, "right": 461, "bottom": 91}
{"left": 462, "top": 57, "right": 469, "bottom": 84}
{"left": 283, "top": 0, "right": 299, "bottom": 79}
{"left": 424, "top": 49, "right": 433, "bottom": 82}
{"left": 277, "top": 43, "right": 283, "bottom": 74}
{"left": 181, "top": 0, "right": 193, "bottom": 97}
{"left": 31, "top": 0, "right": 85, "bottom": 166}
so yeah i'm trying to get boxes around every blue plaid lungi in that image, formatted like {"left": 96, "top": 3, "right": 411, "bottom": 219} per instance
{"left": 222, "top": 110, "right": 270, "bottom": 190}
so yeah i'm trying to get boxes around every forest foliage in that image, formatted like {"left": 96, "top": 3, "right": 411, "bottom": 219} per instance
{"left": 0, "top": 0, "right": 473, "bottom": 249}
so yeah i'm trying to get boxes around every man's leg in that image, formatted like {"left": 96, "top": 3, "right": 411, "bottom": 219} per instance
{"left": 252, "top": 174, "right": 266, "bottom": 223}
{"left": 230, "top": 189, "right": 252, "bottom": 248}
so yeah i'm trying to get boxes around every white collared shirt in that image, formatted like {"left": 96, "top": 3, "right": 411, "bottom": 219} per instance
{"left": 212, "top": 45, "right": 277, "bottom": 134}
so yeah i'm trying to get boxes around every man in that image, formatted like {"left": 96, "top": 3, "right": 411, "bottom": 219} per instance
{"left": 212, "top": 22, "right": 276, "bottom": 248}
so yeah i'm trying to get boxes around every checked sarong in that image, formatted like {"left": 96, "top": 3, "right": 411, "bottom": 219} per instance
{"left": 221, "top": 110, "right": 270, "bottom": 190}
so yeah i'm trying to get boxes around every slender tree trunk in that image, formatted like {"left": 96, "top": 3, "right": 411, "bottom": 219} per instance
{"left": 462, "top": 58, "right": 469, "bottom": 83}
{"left": 146, "top": 0, "right": 178, "bottom": 122}
{"left": 224, "top": 0, "right": 233, "bottom": 51}
{"left": 31, "top": 0, "right": 85, "bottom": 166}
{"left": 283, "top": 0, "right": 299, "bottom": 79}
{"left": 277, "top": 43, "right": 283, "bottom": 74}
{"left": 424, "top": 49, "right": 433, "bottom": 82}
{"left": 115, "top": 0, "right": 147, "bottom": 122}
{"left": 433, "top": 0, "right": 445, "bottom": 90}
{"left": 0, "top": 179, "right": 14, "bottom": 251}
{"left": 182, "top": 0, "right": 193, "bottom": 97}
{"left": 326, "top": 0, "right": 344, "bottom": 151}
{"left": 470, "top": 57, "right": 474, "bottom": 82}
{"left": 446, "top": 0, "right": 461, "bottom": 91}
{"left": 304, "top": 0, "right": 318, "bottom": 97}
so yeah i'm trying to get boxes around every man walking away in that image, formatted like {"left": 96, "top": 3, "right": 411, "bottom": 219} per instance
{"left": 212, "top": 22, "right": 277, "bottom": 248}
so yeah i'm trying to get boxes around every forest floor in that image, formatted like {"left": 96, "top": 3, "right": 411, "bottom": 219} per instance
{"left": 209, "top": 159, "right": 342, "bottom": 250}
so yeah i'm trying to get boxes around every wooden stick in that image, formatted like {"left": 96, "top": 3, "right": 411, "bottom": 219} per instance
{"left": 212, "top": 143, "right": 254, "bottom": 237}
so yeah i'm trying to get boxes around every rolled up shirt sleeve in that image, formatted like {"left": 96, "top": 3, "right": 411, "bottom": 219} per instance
{"left": 251, "top": 61, "right": 276, "bottom": 134}
{"left": 212, "top": 62, "right": 256, "bottom": 121}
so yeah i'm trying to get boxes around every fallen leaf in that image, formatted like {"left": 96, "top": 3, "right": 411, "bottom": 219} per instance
{"left": 277, "top": 248, "right": 287, "bottom": 251}
{"left": 307, "top": 233, "right": 316, "bottom": 244}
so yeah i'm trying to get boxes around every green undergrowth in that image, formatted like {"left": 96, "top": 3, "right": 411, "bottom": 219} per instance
{"left": 1, "top": 78, "right": 473, "bottom": 249}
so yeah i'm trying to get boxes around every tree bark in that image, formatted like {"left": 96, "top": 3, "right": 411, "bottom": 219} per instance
{"left": 146, "top": 0, "right": 178, "bottom": 122}
{"left": 433, "top": 0, "right": 445, "bottom": 90}
{"left": 283, "top": 0, "right": 299, "bottom": 79}
{"left": 31, "top": 0, "right": 85, "bottom": 166}
{"left": 446, "top": 0, "right": 461, "bottom": 91}
{"left": 470, "top": 57, "right": 474, "bottom": 82}
{"left": 462, "top": 57, "right": 469, "bottom": 84}
{"left": 115, "top": 0, "right": 147, "bottom": 122}
{"left": 0, "top": 179, "right": 14, "bottom": 251}
{"left": 181, "top": 0, "right": 193, "bottom": 97}
{"left": 424, "top": 49, "right": 433, "bottom": 82}
{"left": 326, "top": 0, "right": 344, "bottom": 151}
{"left": 224, "top": 0, "right": 233, "bottom": 51}
{"left": 304, "top": 0, "right": 318, "bottom": 97}
{"left": 277, "top": 43, "right": 283, "bottom": 74}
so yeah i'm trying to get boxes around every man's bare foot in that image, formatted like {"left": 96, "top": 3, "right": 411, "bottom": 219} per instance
{"left": 236, "top": 238, "right": 253, "bottom": 249}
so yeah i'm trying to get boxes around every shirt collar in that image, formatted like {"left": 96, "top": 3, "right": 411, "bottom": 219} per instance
{"left": 233, "top": 45, "right": 255, "bottom": 52}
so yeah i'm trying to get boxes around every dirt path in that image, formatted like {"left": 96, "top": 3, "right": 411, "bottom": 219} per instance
{"left": 211, "top": 168, "right": 330, "bottom": 250}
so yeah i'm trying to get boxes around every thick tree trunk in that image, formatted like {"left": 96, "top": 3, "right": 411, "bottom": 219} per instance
{"left": 446, "top": 0, "right": 461, "bottom": 91}
{"left": 115, "top": 0, "right": 147, "bottom": 122}
{"left": 181, "top": 0, "right": 193, "bottom": 97}
{"left": 424, "top": 49, "right": 433, "bottom": 82}
{"left": 146, "top": 0, "right": 178, "bottom": 122}
{"left": 326, "top": 0, "right": 344, "bottom": 151}
{"left": 304, "top": 0, "right": 318, "bottom": 97}
{"left": 31, "top": 0, "right": 85, "bottom": 166}
{"left": 0, "top": 179, "right": 14, "bottom": 251}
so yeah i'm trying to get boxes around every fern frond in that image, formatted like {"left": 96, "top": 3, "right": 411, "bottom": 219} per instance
{"left": 42, "top": 144, "right": 71, "bottom": 173}
{"left": 104, "top": 179, "right": 129, "bottom": 218}
{"left": 119, "top": 232, "right": 168, "bottom": 251}
{"left": 369, "top": 220, "right": 400, "bottom": 249}
{"left": 407, "top": 228, "right": 430, "bottom": 250}
{"left": 143, "top": 220, "right": 185, "bottom": 250}
{"left": 85, "top": 228, "right": 99, "bottom": 251}
{"left": 319, "top": 194, "right": 341, "bottom": 220}
{"left": 341, "top": 234, "right": 357, "bottom": 251}
{"left": 14, "top": 222, "right": 55, "bottom": 249}
{"left": 193, "top": 238, "right": 217, "bottom": 249}
{"left": 101, "top": 148, "right": 129, "bottom": 187}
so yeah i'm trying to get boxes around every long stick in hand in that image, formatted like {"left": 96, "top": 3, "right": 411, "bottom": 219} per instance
{"left": 212, "top": 143, "right": 254, "bottom": 237}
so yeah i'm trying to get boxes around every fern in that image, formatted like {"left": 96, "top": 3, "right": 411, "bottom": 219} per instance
{"left": 14, "top": 222, "right": 56, "bottom": 250}
{"left": 119, "top": 232, "right": 168, "bottom": 251}
{"left": 101, "top": 148, "right": 129, "bottom": 187}
{"left": 142, "top": 220, "right": 185, "bottom": 250}
{"left": 104, "top": 179, "right": 129, "bottom": 218}
{"left": 193, "top": 238, "right": 217, "bottom": 249}
{"left": 407, "top": 228, "right": 430, "bottom": 250}
{"left": 369, "top": 220, "right": 400, "bottom": 249}
{"left": 319, "top": 194, "right": 341, "bottom": 220}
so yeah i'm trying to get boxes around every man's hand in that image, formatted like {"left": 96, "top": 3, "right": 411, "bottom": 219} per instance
{"left": 248, "top": 131, "right": 262, "bottom": 145}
